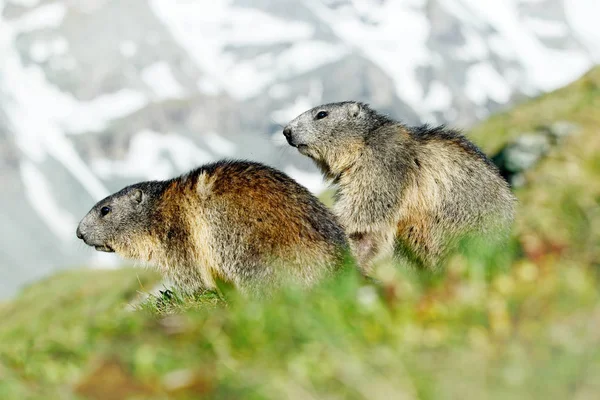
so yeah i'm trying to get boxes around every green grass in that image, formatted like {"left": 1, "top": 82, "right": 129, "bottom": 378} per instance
{"left": 2, "top": 260, "right": 600, "bottom": 399}
{"left": 2, "top": 66, "right": 600, "bottom": 399}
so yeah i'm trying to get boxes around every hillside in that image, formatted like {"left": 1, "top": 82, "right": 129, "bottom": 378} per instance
{"left": 1, "top": 67, "right": 599, "bottom": 399}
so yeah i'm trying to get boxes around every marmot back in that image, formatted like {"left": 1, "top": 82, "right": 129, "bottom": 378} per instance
{"left": 76, "top": 160, "right": 350, "bottom": 295}
{"left": 283, "top": 101, "right": 515, "bottom": 272}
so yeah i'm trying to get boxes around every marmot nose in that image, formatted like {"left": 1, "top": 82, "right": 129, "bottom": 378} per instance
{"left": 76, "top": 226, "right": 83, "bottom": 239}
{"left": 283, "top": 127, "right": 292, "bottom": 141}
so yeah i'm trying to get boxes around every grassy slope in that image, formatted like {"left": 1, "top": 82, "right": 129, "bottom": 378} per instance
{"left": 1, "top": 67, "right": 600, "bottom": 400}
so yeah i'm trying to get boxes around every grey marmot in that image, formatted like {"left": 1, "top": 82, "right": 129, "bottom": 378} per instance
{"left": 283, "top": 101, "right": 515, "bottom": 273}
{"left": 76, "top": 160, "right": 350, "bottom": 295}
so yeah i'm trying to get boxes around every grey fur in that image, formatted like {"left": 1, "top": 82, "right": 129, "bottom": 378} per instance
{"left": 284, "top": 101, "right": 516, "bottom": 272}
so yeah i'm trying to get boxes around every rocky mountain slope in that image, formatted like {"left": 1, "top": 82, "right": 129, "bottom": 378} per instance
{"left": 0, "top": 0, "right": 598, "bottom": 297}
{"left": 2, "top": 66, "right": 600, "bottom": 398}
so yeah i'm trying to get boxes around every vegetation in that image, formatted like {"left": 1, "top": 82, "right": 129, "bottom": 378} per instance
{"left": 1, "top": 67, "right": 599, "bottom": 399}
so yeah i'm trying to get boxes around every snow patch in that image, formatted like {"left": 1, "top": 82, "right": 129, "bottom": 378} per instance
{"left": 565, "top": 0, "right": 600, "bottom": 61}
{"left": 284, "top": 165, "right": 327, "bottom": 195}
{"left": 274, "top": 41, "right": 348, "bottom": 78}
{"left": 8, "top": 0, "right": 41, "bottom": 6}
{"left": 50, "top": 55, "right": 77, "bottom": 71}
{"left": 423, "top": 81, "right": 452, "bottom": 111}
{"left": 460, "top": 0, "right": 592, "bottom": 91}
{"left": 525, "top": 18, "right": 568, "bottom": 38}
{"left": 271, "top": 97, "right": 315, "bottom": 125}
{"left": 9, "top": 2, "right": 66, "bottom": 32}
{"left": 201, "top": 41, "right": 344, "bottom": 100}
{"left": 220, "top": 8, "right": 314, "bottom": 46}
{"left": 119, "top": 40, "right": 138, "bottom": 58}
{"left": 2, "top": 20, "right": 110, "bottom": 201}
{"left": 488, "top": 34, "right": 517, "bottom": 59}
{"left": 268, "top": 84, "right": 291, "bottom": 100}
{"left": 271, "top": 80, "right": 323, "bottom": 125}
{"left": 437, "top": 0, "right": 486, "bottom": 28}
{"left": 150, "top": 0, "right": 343, "bottom": 100}
{"left": 63, "top": 89, "right": 148, "bottom": 133}
{"left": 29, "top": 41, "right": 50, "bottom": 62}
{"left": 202, "top": 132, "right": 236, "bottom": 157}
{"left": 20, "top": 160, "right": 77, "bottom": 242}
{"left": 29, "top": 36, "right": 69, "bottom": 62}
{"left": 141, "top": 62, "right": 185, "bottom": 100}
{"left": 307, "top": 0, "right": 431, "bottom": 115}
{"left": 197, "top": 77, "right": 222, "bottom": 96}
{"left": 443, "top": 107, "right": 458, "bottom": 122}
{"left": 5, "top": 19, "right": 147, "bottom": 135}
{"left": 456, "top": 31, "right": 489, "bottom": 60}
{"left": 92, "top": 130, "right": 214, "bottom": 181}
{"left": 52, "top": 36, "right": 69, "bottom": 54}
{"left": 465, "top": 63, "right": 511, "bottom": 105}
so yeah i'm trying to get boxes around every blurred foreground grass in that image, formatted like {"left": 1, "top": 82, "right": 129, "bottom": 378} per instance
{"left": 1, "top": 67, "right": 600, "bottom": 399}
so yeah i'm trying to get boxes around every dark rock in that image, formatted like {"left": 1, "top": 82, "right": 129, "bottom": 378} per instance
{"left": 492, "top": 121, "right": 578, "bottom": 187}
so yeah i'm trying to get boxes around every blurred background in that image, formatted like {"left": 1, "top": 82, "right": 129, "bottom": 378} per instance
{"left": 0, "top": 0, "right": 598, "bottom": 298}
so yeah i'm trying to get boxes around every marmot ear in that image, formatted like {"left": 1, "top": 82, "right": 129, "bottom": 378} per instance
{"left": 348, "top": 102, "right": 361, "bottom": 118}
{"left": 130, "top": 188, "right": 143, "bottom": 203}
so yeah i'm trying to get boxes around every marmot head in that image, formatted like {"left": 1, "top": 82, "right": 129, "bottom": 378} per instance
{"left": 283, "top": 101, "right": 392, "bottom": 168}
{"left": 76, "top": 182, "right": 162, "bottom": 254}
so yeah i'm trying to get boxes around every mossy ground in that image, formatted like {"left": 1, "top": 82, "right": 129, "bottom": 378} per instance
{"left": 1, "top": 67, "right": 599, "bottom": 400}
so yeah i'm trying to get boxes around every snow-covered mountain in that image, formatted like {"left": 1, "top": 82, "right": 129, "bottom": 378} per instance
{"left": 0, "top": 0, "right": 598, "bottom": 297}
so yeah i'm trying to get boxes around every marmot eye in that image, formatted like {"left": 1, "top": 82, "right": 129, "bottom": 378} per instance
{"left": 315, "top": 111, "right": 328, "bottom": 120}
{"left": 100, "top": 206, "right": 111, "bottom": 216}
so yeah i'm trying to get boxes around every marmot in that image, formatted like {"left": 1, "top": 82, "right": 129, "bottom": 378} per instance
{"left": 283, "top": 101, "right": 515, "bottom": 273}
{"left": 76, "top": 160, "right": 350, "bottom": 295}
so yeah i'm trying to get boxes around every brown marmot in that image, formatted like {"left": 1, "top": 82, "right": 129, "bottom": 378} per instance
{"left": 76, "top": 160, "right": 350, "bottom": 295}
{"left": 282, "top": 101, "right": 516, "bottom": 273}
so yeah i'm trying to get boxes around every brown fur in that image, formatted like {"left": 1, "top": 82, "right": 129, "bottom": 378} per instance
{"left": 77, "top": 161, "right": 350, "bottom": 295}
